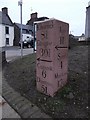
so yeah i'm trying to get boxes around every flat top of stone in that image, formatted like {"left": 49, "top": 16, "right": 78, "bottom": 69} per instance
{"left": 34, "top": 18, "right": 69, "bottom": 25}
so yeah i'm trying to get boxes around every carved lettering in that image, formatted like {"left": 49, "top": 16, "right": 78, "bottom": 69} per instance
{"left": 55, "top": 73, "right": 67, "bottom": 79}
{"left": 55, "top": 73, "right": 59, "bottom": 79}
{"left": 38, "top": 65, "right": 52, "bottom": 71}
{"left": 36, "top": 19, "right": 68, "bottom": 96}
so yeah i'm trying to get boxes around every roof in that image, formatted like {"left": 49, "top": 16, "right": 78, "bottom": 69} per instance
{"left": 15, "top": 23, "right": 33, "bottom": 30}
{"left": 34, "top": 18, "right": 53, "bottom": 24}
{"left": 0, "top": 11, "right": 13, "bottom": 26}
{"left": 14, "top": 23, "right": 33, "bottom": 34}
{"left": 34, "top": 18, "right": 69, "bottom": 25}
{"left": 27, "top": 16, "right": 49, "bottom": 26}
{"left": 86, "top": 5, "right": 90, "bottom": 9}
{"left": 37, "top": 17, "right": 49, "bottom": 21}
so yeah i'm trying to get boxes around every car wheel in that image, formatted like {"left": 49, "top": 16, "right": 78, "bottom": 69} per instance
{"left": 28, "top": 44, "right": 31, "bottom": 48}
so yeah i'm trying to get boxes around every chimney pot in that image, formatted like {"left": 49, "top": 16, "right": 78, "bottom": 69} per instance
{"left": 2, "top": 7, "right": 8, "bottom": 15}
{"left": 31, "top": 12, "right": 38, "bottom": 19}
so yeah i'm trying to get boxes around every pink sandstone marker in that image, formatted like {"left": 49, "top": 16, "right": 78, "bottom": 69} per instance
{"left": 36, "top": 19, "right": 69, "bottom": 97}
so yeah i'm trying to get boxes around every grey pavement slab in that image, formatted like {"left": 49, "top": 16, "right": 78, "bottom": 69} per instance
{"left": 30, "top": 110, "right": 51, "bottom": 118}
{"left": 6, "top": 47, "right": 34, "bottom": 62}
{"left": 0, "top": 95, "right": 2, "bottom": 120}
{"left": 2, "top": 46, "right": 51, "bottom": 118}
{"left": 0, "top": 95, "right": 21, "bottom": 119}
{"left": 2, "top": 75, "right": 51, "bottom": 118}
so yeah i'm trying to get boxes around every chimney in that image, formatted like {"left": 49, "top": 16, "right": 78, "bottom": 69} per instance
{"left": 2, "top": 7, "right": 8, "bottom": 15}
{"left": 31, "top": 12, "right": 38, "bottom": 19}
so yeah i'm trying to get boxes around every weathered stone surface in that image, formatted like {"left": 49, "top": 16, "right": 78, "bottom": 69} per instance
{"left": 36, "top": 19, "right": 69, "bottom": 97}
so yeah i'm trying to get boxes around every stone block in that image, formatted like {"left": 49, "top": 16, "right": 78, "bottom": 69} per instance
{"left": 36, "top": 19, "right": 69, "bottom": 97}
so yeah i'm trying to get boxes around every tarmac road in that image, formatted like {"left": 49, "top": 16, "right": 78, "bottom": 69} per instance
{"left": 4, "top": 46, "right": 34, "bottom": 62}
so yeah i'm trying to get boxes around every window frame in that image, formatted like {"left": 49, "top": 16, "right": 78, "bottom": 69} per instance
{"left": 6, "top": 38, "right": 9, "bottom": 45}
{"left": 5, "top": 26, "right": 9, "bottom": 34}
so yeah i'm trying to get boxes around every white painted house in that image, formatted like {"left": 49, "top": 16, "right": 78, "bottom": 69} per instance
{"left": 14, "top": 23, "right": 33, "bottom": 46}
{"left": 0, "top": 7, "right": 14, "bottom": 47}
{"left": 78, "top": 34, "right": 85, "bottom": 41}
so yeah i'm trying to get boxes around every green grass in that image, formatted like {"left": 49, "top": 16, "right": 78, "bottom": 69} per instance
{"left": 4, "top": 46, "right": 88, "bottom": 118}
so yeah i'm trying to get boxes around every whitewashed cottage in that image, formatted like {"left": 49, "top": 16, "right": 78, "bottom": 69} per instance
{"left": 0, "top": 7, "right": 14, "bottom": 47}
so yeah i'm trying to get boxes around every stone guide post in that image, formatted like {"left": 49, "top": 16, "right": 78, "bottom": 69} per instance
{"left": 36, "top": 19, "right": 69, "bottom": 97}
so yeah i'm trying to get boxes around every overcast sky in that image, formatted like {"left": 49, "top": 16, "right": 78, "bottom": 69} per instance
{"left": 0, "top": 0, "right": 89, "bottom": 36}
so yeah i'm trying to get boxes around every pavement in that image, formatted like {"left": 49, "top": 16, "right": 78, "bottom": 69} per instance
{"left": 0, "top": 95, "right": 21, "bottom": 119}
{"left": 5, "top": 46, "right": 34, "bottom": 62}
{"left": 0, "top": 70, "right": 20, "bottom": 119}
{"left": 1, "top": 46, "right": 51, "bottom": 119}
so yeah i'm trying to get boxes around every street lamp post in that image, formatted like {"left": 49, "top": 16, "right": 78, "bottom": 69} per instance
{"left": 18, "top": 0, "right": 23, "bottom": 58}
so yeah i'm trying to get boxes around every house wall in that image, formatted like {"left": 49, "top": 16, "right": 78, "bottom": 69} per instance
{"left": 14, "top": 23, "right": 34, "bottom": 46}
{"left": 78, "top": 37, "right": 85, "bottom": 41}
{"left": 13, "top": 24, "right": 20, "bottom": 46}
{"left": 0, "top": 24, "right": 14, "bottom": 47}
{"left": 0, "top": 24, "right": 3, "bottom": 47}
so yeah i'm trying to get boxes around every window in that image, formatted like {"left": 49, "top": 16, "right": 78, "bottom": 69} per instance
{"left": 5, "top": 26, "right": 9, "bottom": 34}
{"left": 6, "top": 38, "right": 9, "bottom": 45}
{"left": 27, "top": 36, "right": 29, "bottom": 38}
{"left": 26, "top": 30, "right": 29, "bottom": 34}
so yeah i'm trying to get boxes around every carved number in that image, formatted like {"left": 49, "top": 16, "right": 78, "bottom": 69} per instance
{"left": 57, "top": 53, "right": 60, "bottom": 60}
{"left": 41, "top": 31, "right": 48, "bottom": 39}
{"left": 42, "top": 70, "right": 46, "bottom": 78}
{"left": 58, "top": 79, "right": 63, "bottom": 87}
{"left": 40, "top": 48, "right": 50, "bottom": 57}
{"left": 41, "top": 85, "right": 47, "bottom": 93}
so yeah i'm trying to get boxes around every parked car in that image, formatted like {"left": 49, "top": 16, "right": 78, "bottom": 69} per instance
{"left": 19, "top": 39, "right": 34, "bottom": 48}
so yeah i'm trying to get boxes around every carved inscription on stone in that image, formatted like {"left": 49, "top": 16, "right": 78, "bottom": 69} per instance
{"left": 40, "top": 48, "right": 50, "bottom": 57}
{"left": 41, "top": 84, "right": 47, "bottom": 94}
{"left": 36, "top": 19, "right": 69, "bottom": 97}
